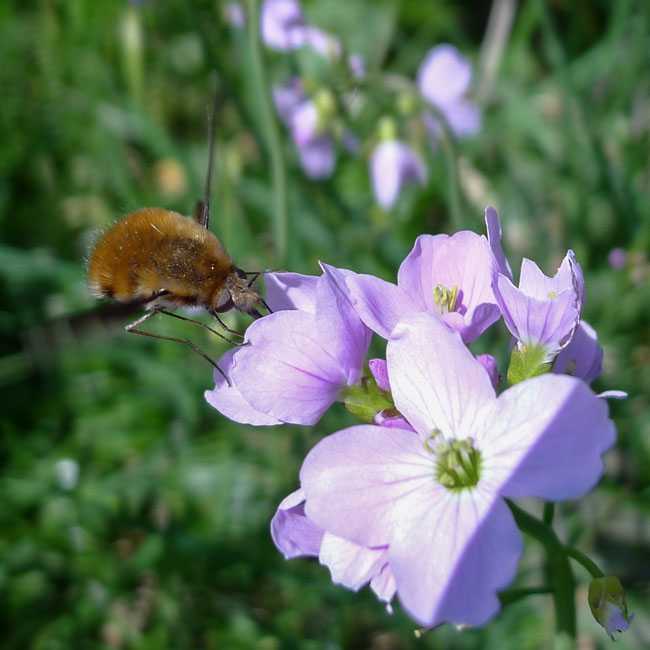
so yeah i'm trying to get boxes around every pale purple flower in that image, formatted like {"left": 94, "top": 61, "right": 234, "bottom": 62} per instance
{"left": 271, "top": 489, "right": 396, "bottom": 606}
{"left": 273, "top": 80, "right": 337, "bottom": 179}
{"left": 348, "top": 53, "right": 365, "bottom": 80}
{"left": 261, "top": 0, "right": 340, "bottom": 58}
{"left": 298, "top": 312, "right": 615, "bottom": 627}
{"left": 300, "top": 25, "right": 341, "bottom": 59}
{"left": 493, "top": 250, "right": 585, "bottom": 359}
{"left": 553, "top": 320, "right": 603, "bottom": 383}
{"left": 370, "top": 140, "right": 427, "bottom": 209}
{"left": 330, "top": 214, "right": 501, "bottom": 343}
{"left": 608, "top": 247, "right": 626, "bottom": 270}
{"left": 272, "top": 78, "right": 305, "bottom": 124}
{"left": 224, "top": 2, "right": 245, "bottom": 28}
{"left": 417, "top": 44, "right": 481, "bottom": 138}
{"left": 206, "top": 267, "right": 371, "bottom": 425}
{"left": 261, "top": 0, "right": 306, "bottom": 50}
{"left": 297, "top": 135, "right": 336, "bottom": 178}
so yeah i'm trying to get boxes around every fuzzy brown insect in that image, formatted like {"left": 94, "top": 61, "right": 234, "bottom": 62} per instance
{"left": 86, "top": 85, "right": 267, "bottom": 375}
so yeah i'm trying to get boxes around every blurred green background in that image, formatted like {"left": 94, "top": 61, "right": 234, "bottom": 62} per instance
{"left": 1, "top": 0, "right": 649, "bottom": 648}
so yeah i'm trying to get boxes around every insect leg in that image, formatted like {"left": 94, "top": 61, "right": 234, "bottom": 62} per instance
{"left": 155, "top": 308, "right": 245, "bottom": 345}
{"left": 207, "top": 309, "right": 245, "bottom": 338}
{"left": 125, "top": 310, "right": 231, "bottom": 385}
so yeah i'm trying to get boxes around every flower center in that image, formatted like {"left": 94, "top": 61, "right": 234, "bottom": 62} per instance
{"left": 433, "top": 284, "right": 459, "bottom": 315}
{"left": 425, "top": 431, "right": 482, "bottom": 490}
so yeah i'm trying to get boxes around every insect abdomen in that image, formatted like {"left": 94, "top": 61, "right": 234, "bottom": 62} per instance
{"left": 87, "top": 207, "right": 233, "bottom": 305}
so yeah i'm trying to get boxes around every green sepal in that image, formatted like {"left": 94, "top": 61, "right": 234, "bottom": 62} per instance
{"left": 341, "top": 378, "right": 394, "bottom": 424}
{"left": 507, "top": 344, "right": 553, "bottom": 386}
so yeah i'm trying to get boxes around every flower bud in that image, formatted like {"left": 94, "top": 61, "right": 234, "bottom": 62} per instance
{"left": 588, "top": 575, "right": 633, "bottom": 641}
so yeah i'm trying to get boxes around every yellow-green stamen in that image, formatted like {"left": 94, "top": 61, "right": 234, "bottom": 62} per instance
{"left": 433, "top": 284, "right": 459, "bottom": 315}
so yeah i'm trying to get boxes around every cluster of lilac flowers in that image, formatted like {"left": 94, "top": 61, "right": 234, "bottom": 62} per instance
{"left": 256, "top": 0, "right": 480, "bottom": 207}
{"left": 206, "top": 207, "right": 623, "bottom": 630}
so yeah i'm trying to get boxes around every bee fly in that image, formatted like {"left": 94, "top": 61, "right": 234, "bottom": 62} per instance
{"left": 86, "top": 84, "right": 270, "bottom": 379}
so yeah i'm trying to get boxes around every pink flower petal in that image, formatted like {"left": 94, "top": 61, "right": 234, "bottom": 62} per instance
{"left": 368, "top": 358, "right": 390, "bottom": 392}
{"left": 387, "top": 312, "right": 495, "bottom": 440}
{"left": 264, "top": 272, "right": 319, "bottom": 313}
{"left": 485, "top": 206, "right": 513, "bottom": 281}
{"left": 271, "top": 488, "right": 324, "bottom": 558}
{"left": 479, "top": 374, "right": 616, "bottom": 501}
{"left": 204, "top": 350, "right": 282, "bottom": 426}
{"left": 232, "top": 310, "right": 347, "bottom": 425}
{"left": 553, "top": 320, "right": 603, "bottom": 382}
{"left": 301, "top": 424, "right": 428, "bottom": 548}
{"left": 319, "top": 534, "right": 388, "bottom": 591}
{"left": 387, "top": 487, "right": 522, "bottom": 626}
{"left": 345, "top": 272, "right": 419, "bottom": 340}
{"left": 371, "top": 563, "right": 396, "bottom": 604}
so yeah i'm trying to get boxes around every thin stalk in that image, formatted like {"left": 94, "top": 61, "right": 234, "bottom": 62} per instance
{"left": 246, "top": 0, "right": 289, "bottom": 266}
{"left": 507, "top": 500, "right": 576, "bottom": 649}
{"left": 563, "top": 547, "right": 604, "bottom": 579}
{"left": 544, "top": 502, "right": 555, "bottom": 526}
{"left": 381, "top": 73, "right": 465, "bottom": 229}
{"left": 499, "top": 585, "right": 554, "bottom": 606}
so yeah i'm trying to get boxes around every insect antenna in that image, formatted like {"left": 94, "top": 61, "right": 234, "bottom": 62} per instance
{"left": 195, "top": 75, "right": 220, "bottom": 230}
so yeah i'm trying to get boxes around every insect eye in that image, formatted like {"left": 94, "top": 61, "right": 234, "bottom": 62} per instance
{"left": 236, "top": 268, "right": 247, "bottom": 280}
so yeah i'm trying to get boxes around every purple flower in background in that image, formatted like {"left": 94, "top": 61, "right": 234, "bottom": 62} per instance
{"left": 493, "top": 250, "right": 585, "bottom": 360}
{"left": 417, "top": 44, "right": 481, "bottom": 138}
{"left": 608, "top": 247, "right": 626, "bottom": 270}
{"left": 298, "top": 312, "right": 615, "bottom": 627}
{"left": 273, "top": 80, "right": 337, "bottom": 179}
{"left": 553, "top": 320, "right": 603, "bottom": 383}
{"left": 370, "top": 140, "right": 427, "bottom": 209}
{"left": 205, "top": 267, "right": 371, "bottom": 425}
{"left": 272, "top": 489, "right": 396, "bottom": 607}
{"left": 261, "top": 0, "right": 306, "bottom": 50}
{"left": 261, "top": 0, "right": 340, "bottom": 58}
{"left": 330, "top": 212, "right": 501, "bottom": 343}
{"left": 224, "top": 2, "right": 245, "bottom": 28}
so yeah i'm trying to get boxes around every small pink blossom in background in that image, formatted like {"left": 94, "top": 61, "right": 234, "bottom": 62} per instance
{"left": 417, "top": 44, "right": 481, "bottom": 138}
{"left": 608, "top": 247, "right": 626, "bottom": 270}
{"left": 224, "top": 2, "right": 245, "bottom": 28}
{"left": 261, "top": 0, "right": 340, "bottom": 58}
{"left": 272, "top": 79, "right": 337, "bottom": 179}
{"left": 369, "top": 140, "right": 427, "bottom": 208}
{"left": 261, "top": 0, "right": 306, "bottom": 50}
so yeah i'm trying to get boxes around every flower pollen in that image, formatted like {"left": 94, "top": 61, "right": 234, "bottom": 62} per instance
{"left": 433, "top": 283, "right": 459, "bottom": 315}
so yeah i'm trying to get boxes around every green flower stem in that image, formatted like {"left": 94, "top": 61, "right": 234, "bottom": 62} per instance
{"left": 499, "top": 585, "right": 554, "bottom": 607}
{"left": 507, "top": 500, "right": 576, "bottom": 649}
{"left": 563, "top": 547, "right": 604, "bottom": 579}
{"left": 543, "top": 502, "right": 555, "bottom": 526}
{"left": 379, "top": 73, "right": 464, "bottom": 230}
{"left": 246, "top": 0, "right": 289, "bottom": 266}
